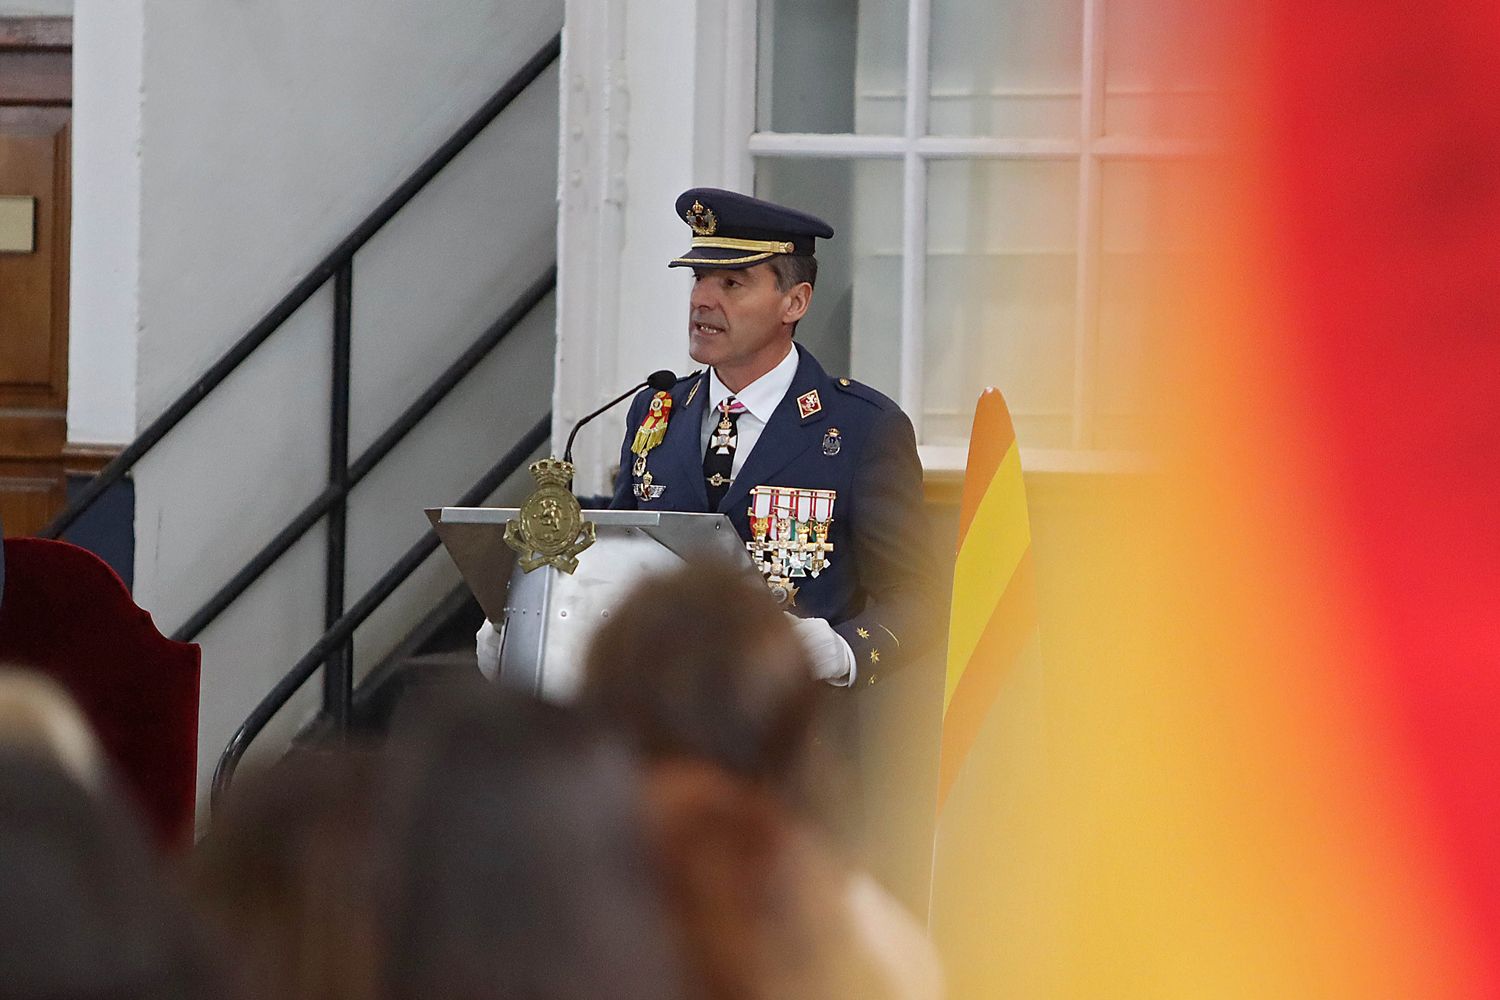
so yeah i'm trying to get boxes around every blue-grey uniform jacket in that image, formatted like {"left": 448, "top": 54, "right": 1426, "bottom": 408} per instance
{"left": 610, "top": 347, "right": 941, "bottom": 686}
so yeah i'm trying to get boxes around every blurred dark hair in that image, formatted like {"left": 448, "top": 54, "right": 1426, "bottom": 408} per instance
{"left": 0, "top": 748, "right": 228, "bottom": 1000}
{"left": 578, "top": 561, "right": 820, "bottom": 800}
{"left": 378, "top": 682, "right": 689, "bottom": 1000}
{"left": 193, "top": 745, "right": 388, "bottom": 1000}
{"left": 644, "top": 761, "right": 894, "bottom": 1000}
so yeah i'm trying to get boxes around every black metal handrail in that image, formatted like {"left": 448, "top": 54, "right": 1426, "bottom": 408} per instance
{"left": 31, "top": 31, "right": 564, "bottom": 813}
{"left": 40, "top": 31, "right": 560, "bottom": 541}
{"left": 168, "top": 266, "right": 556, "bottom": 644}
{"left": 212, "top": 413, "right": 551, "bottom": 806}
{"left": 33, "top": 30, "right": 560, "bottom": 771}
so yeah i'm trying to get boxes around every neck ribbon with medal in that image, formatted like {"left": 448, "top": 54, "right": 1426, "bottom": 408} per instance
{"left": 630, "top": 390, "right": 673, "bottom": 501}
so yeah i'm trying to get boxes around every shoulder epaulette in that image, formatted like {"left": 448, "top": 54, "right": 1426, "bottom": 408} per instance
{"left": 831, "top": 375, "right": 900, "bottom": 411}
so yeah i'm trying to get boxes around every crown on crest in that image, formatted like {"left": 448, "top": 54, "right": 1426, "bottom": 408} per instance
{"left": 529, "top": 457, "right": 575, "bottom": 488}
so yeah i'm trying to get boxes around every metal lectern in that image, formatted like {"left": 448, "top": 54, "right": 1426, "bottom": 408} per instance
{"left": 428, "top": 507, "right": 760, "bottom": 701}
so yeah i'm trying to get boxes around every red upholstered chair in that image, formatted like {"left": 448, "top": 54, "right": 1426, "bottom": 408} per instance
{"left": 0, "top": 537, "right": 200, "bottom": 850}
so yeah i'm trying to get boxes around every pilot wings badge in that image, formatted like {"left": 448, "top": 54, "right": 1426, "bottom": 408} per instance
{"left": 504, "top": 458, "right": 596, "bottom": 574}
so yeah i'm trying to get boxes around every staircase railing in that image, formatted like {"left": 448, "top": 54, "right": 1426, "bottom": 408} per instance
{"left": 42, "top": 32, "right": 563, "bottom": 797}
{"left": 212, "top": 413, "right": 550, "bottom": 804}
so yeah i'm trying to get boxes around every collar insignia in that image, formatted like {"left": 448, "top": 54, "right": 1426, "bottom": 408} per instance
{"left": 796, "top": 389, "right": 822, "bottom": 420}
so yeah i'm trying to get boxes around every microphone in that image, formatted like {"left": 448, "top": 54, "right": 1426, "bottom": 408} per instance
{"left": 562, "top": 369, "right": 678, "bottom": 464}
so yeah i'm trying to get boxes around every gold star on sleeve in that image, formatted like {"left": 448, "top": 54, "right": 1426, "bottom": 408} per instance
{"left": 856, "top": 627, "right": 870, "bottom": 639}
{"left": 869, "top": 649, "right": 880, "bottom": 663}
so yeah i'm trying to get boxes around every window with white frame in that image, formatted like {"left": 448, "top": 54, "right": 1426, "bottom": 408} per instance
{"left": 745, "top": 0, "right": 1225, "bottom": 469}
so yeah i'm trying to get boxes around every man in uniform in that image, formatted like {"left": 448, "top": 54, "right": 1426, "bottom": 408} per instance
{"left": 608, "top": 188, "right": 941, "bottom": 690}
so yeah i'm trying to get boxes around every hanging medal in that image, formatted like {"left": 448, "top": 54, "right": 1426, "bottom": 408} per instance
{"left": 630, "top": 391, "right": 674, "bottom": 503}
{"left": 631, "top": 392, "right": 673, "bottom": 457}
{"left": 710, "top": 401, "right": 738, "bottom": 455}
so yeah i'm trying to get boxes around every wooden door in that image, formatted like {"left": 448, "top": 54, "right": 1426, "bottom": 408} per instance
{"left": 0, "top": 18, "right": 70, "bottom": 536}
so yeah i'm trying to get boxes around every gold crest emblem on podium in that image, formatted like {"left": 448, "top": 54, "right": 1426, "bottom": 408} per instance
{"left": 504, "top": 458, "right": 596, "bottom": 574}
{"left": 747, "top": 486, "right": 835, "bottom": 605}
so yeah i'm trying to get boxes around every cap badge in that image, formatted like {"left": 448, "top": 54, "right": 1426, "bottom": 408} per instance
{"left": 685, "top": 200, "right": 718, "bottom": 236}
{"left": 822, "top": 427, "right": 842, "bottom": 456}
{"left": 796, "top": 389, "right": 822, "bottom": 419}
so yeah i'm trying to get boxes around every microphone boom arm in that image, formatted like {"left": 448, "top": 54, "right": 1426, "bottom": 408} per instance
{"left": 561, "top": 369, "right": 679, "bottom": 466}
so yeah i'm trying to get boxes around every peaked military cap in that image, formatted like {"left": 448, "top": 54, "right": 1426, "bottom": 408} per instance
{"left": 669, "top": 187, "right": 835, "bottom": 269}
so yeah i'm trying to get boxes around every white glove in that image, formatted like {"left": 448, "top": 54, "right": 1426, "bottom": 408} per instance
{"left": 475, "top": 619, "right": 502, "bottom": 680}
{"left": 785, "top": 613, "right": 856, "bottom": 687}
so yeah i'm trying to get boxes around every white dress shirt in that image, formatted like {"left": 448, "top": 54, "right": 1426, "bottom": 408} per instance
{"left": 697, "top": 344, "right": 856, "bottom": 687}
{"left": 697, "top": 341, "right": 801, "bottom": 478}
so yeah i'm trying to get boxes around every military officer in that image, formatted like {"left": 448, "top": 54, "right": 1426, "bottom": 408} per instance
{"left": 608, "top": 188, "right": 941, "bottom": 689}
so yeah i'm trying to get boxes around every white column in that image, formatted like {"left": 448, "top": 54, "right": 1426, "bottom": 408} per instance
{"left": 68, "top": 0, "right": 143, "bottom": 445}
{"left": 554, "top": 0, "right": 751, "bottom": 496}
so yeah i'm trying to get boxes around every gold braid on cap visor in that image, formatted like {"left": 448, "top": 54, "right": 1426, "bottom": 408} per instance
{"left": 689, "top": 236, "right": 797, "bottom": 254}
{"left": 670, "top": 251, "right": 776, "bottom": 266}
{"left": 669, "top": 235, "right": 798, "bottom": 267}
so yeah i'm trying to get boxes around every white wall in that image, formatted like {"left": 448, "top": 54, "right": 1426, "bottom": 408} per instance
{"left": 70, "top": 0, "right": 563, "bottom": 807}
{"left": 69, "top": 0, "right": 138, "bottom": 444}
{"left": 0, "top": 0, "right": 71, "bottom": 14}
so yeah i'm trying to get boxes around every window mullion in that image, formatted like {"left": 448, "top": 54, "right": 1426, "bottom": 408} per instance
{"left": 900, "top": 0, "right": 932, "bottom": 435}
{"left": 1073, "top": 0, "right": 1107, "bottom": 450}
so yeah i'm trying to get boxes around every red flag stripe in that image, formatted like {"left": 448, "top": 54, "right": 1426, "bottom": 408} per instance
{"left": 955, "top": 389, "right": 1017, "bottom": 551}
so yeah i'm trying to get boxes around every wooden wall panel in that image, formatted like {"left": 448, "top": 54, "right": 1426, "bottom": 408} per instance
{"left": 0, "top": 461, "right": 65, "bottom": 535}
{"left": 0, "top": 18, "right": 70, "bottom": 534}
{"left": 0, "top": 108, "right": 69, "bottom": 411}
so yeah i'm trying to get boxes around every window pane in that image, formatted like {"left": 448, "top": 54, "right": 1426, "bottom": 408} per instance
{"left": 755, "top": 157, "right": 905, "bottom": 391}
{"left": 928, "top": 0, "right": 1083, "bottom": 138}
{"left": 1103, "top": 0, "right": 1234, "bottom": 138}
{"left": 757, "top": 0, "right": 908, "bottom": 135}
{"left": 925, "top": 160, "right": 1078, "bottom": 448}
{"left": 1096, "top": 158, "right": 1218, "bottom": 449}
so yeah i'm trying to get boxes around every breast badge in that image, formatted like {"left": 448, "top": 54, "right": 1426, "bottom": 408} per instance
{"left": 822, "top": 427, "right": 841, "bottom": 456}
{"left": 629, "top": 391, "right": 673, "bottom": 503}
{"left": 747, "top": 486, "right": 835, "bottom": 605}
{"left": 633, "top": 470, "right": 665, "bottom": 501}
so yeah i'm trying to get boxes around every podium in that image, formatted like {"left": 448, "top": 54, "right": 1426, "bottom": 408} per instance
{"left": 428, "top": 507, "right": 760, "bottom": 701}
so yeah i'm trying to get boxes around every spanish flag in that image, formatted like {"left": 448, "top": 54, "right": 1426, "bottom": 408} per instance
{"left": 933, "top": 387, "right": 1037, "bottom": 811}
{"left": 927, "top": 387, "right": 1044, "bottom": 993}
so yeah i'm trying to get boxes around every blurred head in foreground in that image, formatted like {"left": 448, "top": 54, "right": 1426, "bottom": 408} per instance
{"left": 382, "top": 683, "right": 689, "bottom": 1000}
{"left": 202, "top": 687, "right": 688, "bottom": 1000}
{"left": 194, "top": 745, "right": 389, "bottom": 1000}
{"left": 0, "top": 666, "right": 105, "bottom": 790}
{"left": 0, "top": 748, "right": 226, "bottom": 1000}
{"left": 578, "top": 561, "right": 822, "bottom": 805}
{"left": 645, "top": 759, "right": 897, "bottom": 1000}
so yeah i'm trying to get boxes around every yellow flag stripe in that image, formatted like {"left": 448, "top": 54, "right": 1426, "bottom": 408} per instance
{"left": 944, "top": 441, "right": 1031, "bottom": 713}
